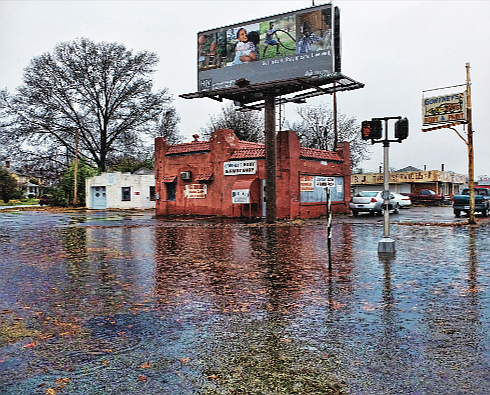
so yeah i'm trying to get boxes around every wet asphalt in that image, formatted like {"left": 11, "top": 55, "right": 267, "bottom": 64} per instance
{"left": 1, "top": 206, "right": 489, "bottom": 394}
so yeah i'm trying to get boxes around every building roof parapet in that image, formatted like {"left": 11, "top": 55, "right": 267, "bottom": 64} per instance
{"left": 166, "top": 141, "right": 211, "bottom": 156}
{"left": 164, "top": 131, "right": 344, "bottom": 163}
{"left": 300, "top": 147, "right": 343, "bottom": 162}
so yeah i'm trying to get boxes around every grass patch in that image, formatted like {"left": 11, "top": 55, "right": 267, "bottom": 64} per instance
{"left": 0, "top": 198, "right": 39, "bottom": 206}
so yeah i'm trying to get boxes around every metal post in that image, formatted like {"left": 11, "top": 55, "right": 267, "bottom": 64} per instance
{"left": 378, "top": 119, "right": 395, "bottom": 253}
{"left": 466, "top": 62, "right": 476, "bottom": 225}
{"left": 383, "top": 140, "right": 390, "bottom": 238}
{"left": 264, "top": 93, "right": 277, "bottom": 223}
{"left": 326, "top": 187, "right": 332, "bottom": 271}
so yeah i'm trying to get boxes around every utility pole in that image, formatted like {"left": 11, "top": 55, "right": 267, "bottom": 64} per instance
{"left": 466, "top": 62, "right": 476, "bottom": 225}
{"left": 73, "top": 129, "right": 79, "bottom": 207}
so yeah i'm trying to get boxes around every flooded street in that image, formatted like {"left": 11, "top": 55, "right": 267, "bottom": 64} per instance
{"left": 1, "top": 208, "right": 490, "bottom": 394}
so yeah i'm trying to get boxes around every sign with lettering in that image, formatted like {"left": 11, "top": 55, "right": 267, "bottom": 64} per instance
{"left": 300, "top": 176, "right": 314, "bottom": 191}
{"left": 224, "top": 160, "right": 257, "bottom": 175}
{"left": 185, "top": 184, "right": 207, "bottom": 198}
{"left": 351, "top": 171, "right": 466, "bottom": 185}
{"left": 422, "top": 92, "right": 466, "bottom": 125}
{"left": 315, "top": 176, "right": 335, "bottom": 188}
{"left": 232, "top": 189, "right": 250, "bottom": 204}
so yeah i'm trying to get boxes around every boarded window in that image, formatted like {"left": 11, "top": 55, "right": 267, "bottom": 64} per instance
{"left": 121, "top": 187, "right": 131, "bottom": 201}
{"left": 301, "top": 176, "right": 344, "bottom": 203}
{"left": 166, "top": 183, "right": 176, "bottom": 201}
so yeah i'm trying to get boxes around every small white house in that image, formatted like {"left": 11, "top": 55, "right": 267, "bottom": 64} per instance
{"left": 86, "top": 170, "right": 156, "bottom": 209}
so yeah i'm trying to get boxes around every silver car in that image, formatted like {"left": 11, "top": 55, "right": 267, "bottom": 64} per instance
{"left": 392, "top": 192, "right": 412, "bottom": 207}
{"left": 349, "top": 191, "right": 399, "bottom": 216}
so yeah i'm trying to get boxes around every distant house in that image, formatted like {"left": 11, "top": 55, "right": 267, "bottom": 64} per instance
{"left": 3, "top": 160, "right": 42, "bottom": 197}
{"left": 85, "top": 169, "right": 155, "bottom": 209}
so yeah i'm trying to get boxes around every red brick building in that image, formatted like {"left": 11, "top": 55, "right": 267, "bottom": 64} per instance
{"left": 154, "top": 129, "right": 351, "bottom": 219}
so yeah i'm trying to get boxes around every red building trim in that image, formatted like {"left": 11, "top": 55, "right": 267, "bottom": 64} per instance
{"left": 155, "top": 129, "right": 351, "bottom": 219}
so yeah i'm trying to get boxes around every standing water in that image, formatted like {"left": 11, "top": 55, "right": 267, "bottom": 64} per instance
{"left": 1, "top": 210, "right": 490, "bottom": 394}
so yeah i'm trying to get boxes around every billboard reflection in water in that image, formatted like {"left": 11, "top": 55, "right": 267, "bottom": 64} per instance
{"left": 197, "top": 4, "right": 339, "bottom": 92}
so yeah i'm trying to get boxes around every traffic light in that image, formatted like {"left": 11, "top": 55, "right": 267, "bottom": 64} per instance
{"left": 361, "top": 120, "right": 382, "bottom": 140}
{"left": 395, "top": 117, "right": 409, "bottom": 140}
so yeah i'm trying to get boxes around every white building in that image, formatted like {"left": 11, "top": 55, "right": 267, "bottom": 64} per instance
{"left": 85, "top": 169, "right": 156, "bottom": 209}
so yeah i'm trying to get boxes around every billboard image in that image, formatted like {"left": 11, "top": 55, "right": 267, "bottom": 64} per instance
{"left": 197, "top": 4, "right": 338, "bottom": 92}
{"left": 422, "top": 92, "right": 467, "bottom": 126}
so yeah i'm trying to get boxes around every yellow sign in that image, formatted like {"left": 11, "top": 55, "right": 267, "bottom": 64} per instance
{"left": 352, "top": 171, "right": 465, "bottom": 185}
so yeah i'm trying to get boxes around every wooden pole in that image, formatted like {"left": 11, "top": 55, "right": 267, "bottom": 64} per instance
{"left": 73, "top": 129, "right": 79, "bottom": 207}
{"left": 466, "top": 63, "right": 475, "bottom": 224}
{"left": 264, "top": 93, "right": 277, "bottom": 223}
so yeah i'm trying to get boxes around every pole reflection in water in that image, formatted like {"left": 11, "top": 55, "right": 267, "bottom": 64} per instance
{"left": 2, "top": 211, "right": 490, "bottom": 394}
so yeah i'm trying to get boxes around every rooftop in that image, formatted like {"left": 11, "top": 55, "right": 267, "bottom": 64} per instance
{"left": 166, "top": 137, "right": 343, "bottom": 162}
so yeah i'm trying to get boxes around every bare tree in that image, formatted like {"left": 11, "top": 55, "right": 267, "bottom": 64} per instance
{"left": 286, "top": 103, "right": 371, "bottom": 169}
{"left": 199, "top": 102, "right": 264, "bottom": 142}
{"left": 0, "top": 38, "right": 180, "bottom": 173}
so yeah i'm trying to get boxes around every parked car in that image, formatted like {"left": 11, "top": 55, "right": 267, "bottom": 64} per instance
{"left": 402, "top": 189, "right": 449, "bottom": 205}
{"left": 349, "top": 191, "right": 399, "bottom": 216}
{"left": 39, "top": 195, "right": 50, "bottom": 206}
{"left": 452, "top": 187, "right": 490, "bottom": 217}
{"left": 392, "top": 192, "right": 412, "bottom": 207}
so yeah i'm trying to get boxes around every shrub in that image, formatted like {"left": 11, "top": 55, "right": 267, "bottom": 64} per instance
{"left": 49, "top": 188, "right": 69, "bottom": 207}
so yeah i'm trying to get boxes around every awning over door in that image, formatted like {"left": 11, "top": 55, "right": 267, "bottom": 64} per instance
{"left": 163, "top": 176, "right": 177, "bottom": 183}
{"left": 232, "top": 178, "right": 260, "bottom": 204}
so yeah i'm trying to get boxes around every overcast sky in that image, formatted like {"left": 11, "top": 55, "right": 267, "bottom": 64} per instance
{"left": 1, "top": 0, "right": 489, "bottom": 177}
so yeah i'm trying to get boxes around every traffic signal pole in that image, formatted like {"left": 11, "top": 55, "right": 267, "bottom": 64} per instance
{"left": 378, "top": 119, "right": 396, "bottom": 254}
{"left": 382, "top": 123, "right": 391, "bottom": 240}
{"left": 361, "top": 116, "right": 409, "bottom": 254}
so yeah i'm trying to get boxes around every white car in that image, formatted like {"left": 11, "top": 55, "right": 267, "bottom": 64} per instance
{"left": 392, "top": 192, "right": 412, "bottom": 207}
{"left": 349, "top": 191, "right": 399, "bottom": 216}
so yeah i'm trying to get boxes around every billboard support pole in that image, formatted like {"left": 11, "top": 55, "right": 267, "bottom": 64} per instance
{"left": 264, "top": 92, "right": 277, "bottom": 223}
{"left": 333, "top": 82, "right": 338, "bottom": 149}
{"left": 466, "top": 62, "right": 476, "bottom": 225}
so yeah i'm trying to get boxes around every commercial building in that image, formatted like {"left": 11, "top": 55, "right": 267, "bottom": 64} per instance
{"left": 154, "top": 129, "right": 351, "bottom": 219}
{"left": 351, "top": 166, "right": 466, "bottom": 197}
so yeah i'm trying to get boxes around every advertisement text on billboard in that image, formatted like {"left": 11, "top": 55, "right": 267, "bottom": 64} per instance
{"left": 197, "top": 4, "right": 339, "bottom": 92}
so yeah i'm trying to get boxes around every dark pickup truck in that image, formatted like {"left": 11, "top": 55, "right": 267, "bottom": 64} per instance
{"left": 453, "top": 187, "right": 490, "bottom": 217}
{"left": 402, "top": 189, "right": 448, "bottom": 205}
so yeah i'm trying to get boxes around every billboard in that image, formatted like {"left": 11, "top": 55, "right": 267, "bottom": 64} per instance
{"left": 422, "top": 92, "right": 467, "bottom": 126}
{"left": 197, "top": 4, "right": 339, "bottom": 92}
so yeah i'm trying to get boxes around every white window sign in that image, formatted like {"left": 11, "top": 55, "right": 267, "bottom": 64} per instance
{"left": 232, "top": 189, "right": 250, "bottom": 204}
{"left": 185, "top": 184, "right": 207, "bottom": 198}
{"left": 224, "top": 160, "right": 257, "bottom": 175}
{"left": 315, "top": 176, "right": 335, "bottom": 188}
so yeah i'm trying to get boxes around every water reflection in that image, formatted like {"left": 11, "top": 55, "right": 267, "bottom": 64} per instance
{"left": 1, "top": 212, "right": 490, "bottom": 394}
